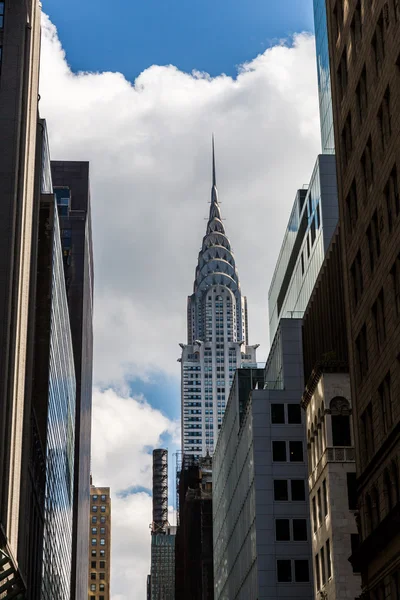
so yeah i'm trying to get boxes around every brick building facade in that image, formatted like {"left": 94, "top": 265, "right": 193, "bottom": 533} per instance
{"left": 324, "top": 0, "right": 400, "bottom": 596}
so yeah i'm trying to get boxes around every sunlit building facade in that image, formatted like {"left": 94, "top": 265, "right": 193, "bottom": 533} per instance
{"left": 180, "top": 140, "right": 258, "bottom": 455}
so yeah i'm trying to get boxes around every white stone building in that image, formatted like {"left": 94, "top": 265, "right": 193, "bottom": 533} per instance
{"left": 301, "top": 367, "right": 361, "bottom": 600}
{"left": 180, "top": 140, "right": 257, "bottom": 456}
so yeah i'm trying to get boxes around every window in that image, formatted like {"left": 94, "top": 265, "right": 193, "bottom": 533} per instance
{"left": 101, "top": 494, "right": 106, "bottom": 501}
{"left": 91, "top": 561, "right": 96, "bottom": 569}
{"left": 372, "top": 13, "right": 385, "bottom": 75}
{"left": 91, "top": 550, "right": 97, "bottom": 557}
{"left": 90, "top": 572, "right": 96, "bottom": 580}
{"left": 100, "top": 527, "right": 106, "bottom": 535}
{"left": 332, "top": 415, "right": 351, "bottom": 446}
{"left": 295, "top": 560, "right": 309, "bottom": 582}
{"left": 90, "top": 585, "right": 96, "bottom": 592}
{"left": 367, "top": 211, "right": 381, "bottom": 274}
{"left": 346, "top": 179, "right": 359, "bottom": 234}
{"left": 92, "top": 505, "right": 98, "bottom": 512}
{"left": 351, "top": 250, "right": 363, "bottom": 306}
{"left": 311, "top": 217, "right": 316, "bottom": 246}
{"left": 100, "top": 506, "right": 106, "bottom": 512}
{"left": 274, "top": 480, "right": 288, "bottom": 501}
{"left": 315, "top": 554, "right": 321, "bottom": 590}
{"left": 92, "top": 495, "right": 98, "bottom": 502}
{"left": 391, "top": 254, "right": 400, "bottom": 316}
{"left": 385, "top": 166, "right": 399, "bottom": 232}
{"left": 301, "top": 252, "right": 305, "bottom": 275}
{"left": 0, "top": 2, "right": 4, "bottom": 29}
{"left": 273, "top": 441, "right": 286, "bottom": 462}
{"left": 277, "top": 560, "right": 292, "bottom": 582}
{"left": 91, "top": 527, "right": 97, "bottom": 535}
{"left": 100, "top": 573, "right": 105, "bottom": 580}
{"left": 92, "top": 516, "right": 97, "bottom": 524}
{"left": 322, "top": 479, "right": 328, "bottom": 517}
{"left": 291, "top": 480, "right": 305, "bottom": 501}
{"left": 326, "top": 539, "right": 332, "bottom": 579}
{"left": 91, "top": 539, "right": 97, "bottom": 546}
{"left": 317, "top": 488, "right": 322, "bottom": 525}
{"left": 293, "top": 519, "right": 307, "bottom": 541}
{"left": 99, "top": 584, "right": 105, "bottom": 592}
{"left": 288, "top": 404, "right": 301, "bottom": 424}
{"left": 362, "top": 137, "right": 374, "bottom": 191}
{"left": 356, "top": 324, "right": 368, "bottom": 381}
{"left": 276, "top": 519, "right": 290, "bottom": 541}
{"left": 361, "top": 402, "right": 374, "bottom": 463}
{"left": 271, "top": 404, "right": 285, "bottom": 424}
{"left": 312, "top": 497, "right": 317, "bottom": 533}
{"left": 379, "top": 371, "right": 392, "bottom": 434}
{"left": 338, "top": 50, "right": 348, "bottom": 101}
{"left": 347, "top": 472, "right": 357, "bottom": 510}
{"left": 100, "top": 561, "right": 105, "bottom": 569}
{"left": 100, "top": 538, "right": 105, "bottom": 546}
{"left": 289, "top": 441, "right": 303, "bottom": 462}
{"left": 378, "top": 86, "right": 392, "bottom": 151}
{"left": 100, "top": 550, "right": 105, "bottom": 557}
{"left": 321, "top": 546, "right": 326, "bottom": 585}
{"left": 342, "top": 112, "right": 353, "bottom": 163}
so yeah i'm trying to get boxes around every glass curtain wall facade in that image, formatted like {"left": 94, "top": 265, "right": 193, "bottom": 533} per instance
{"left": 313, "top": 0, "right": 335, "bottom": 154}
{"left": 268, "top": 155, "right": 338, "bottom": 343}
{"left": 51, "top": 161, "right": 94, "bottom": 600}
{"left": 41, "top": 205, "right": 76, "bottom": 600}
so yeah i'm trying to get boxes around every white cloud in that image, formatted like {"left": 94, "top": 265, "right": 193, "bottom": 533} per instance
{"left": 39, "top": 14, "right": 320, "bottom": 599}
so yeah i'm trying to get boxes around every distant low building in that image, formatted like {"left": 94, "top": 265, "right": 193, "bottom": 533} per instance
{"left": 88, "top": 483, "right": 112, "bottom": 600}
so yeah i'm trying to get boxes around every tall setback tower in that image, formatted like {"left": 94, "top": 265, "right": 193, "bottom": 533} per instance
{"left": 180, "top": 139, "right": 258, "bottom": 456}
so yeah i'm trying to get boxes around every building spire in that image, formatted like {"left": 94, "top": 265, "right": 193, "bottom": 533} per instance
{"left": 212, "top": 134, "right": 216, "bottom": 188}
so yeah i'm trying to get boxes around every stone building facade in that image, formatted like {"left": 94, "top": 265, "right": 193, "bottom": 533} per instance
{"left": 324, "top": 0, "right": 400, "bottom": 596}
{"left": 302, "top": 369, "right": 361, "bottom": 600}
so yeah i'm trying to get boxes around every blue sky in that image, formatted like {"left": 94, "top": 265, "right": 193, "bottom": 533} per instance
{"left": 42, "top": 0, "right": 314, "bottom": 80}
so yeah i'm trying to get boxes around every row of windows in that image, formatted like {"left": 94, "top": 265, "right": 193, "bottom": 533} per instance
{"left": 274, "top": 479, "right": 306, "bottom": 502}
{"left": 91, "top": 516, "right": 106, "bottom": 524}
{"left": 89, "top": 584, "right": 106, "bottom": 592}
{"left": 276, "top": 559, "right": 310, "bottom": 583}
{"left": 91, "top": 527, "right": 106, "bottom": 535}
{"left": 91, "top": 550, "right": 106, "bottom": 557}
{"left": 91, "top": 560, "right": 106, "bottom": 569}
{"left": 271, "top": 403, "right": 302, "bottom": 425}
{"left": 272, "top": 440, "right": 304, "bottom": 462}
{"left": 363, "top": 459, "right": 400, "bottom": 537}
{"left": 92, "top": 505, "right": 106, "bottom": 513}
{"left": 91, "top": 494, "right": 107, "bottom": 502}
{"left": 91, "top": 538, "right": 106, "bottom": 546}
{"left": 312, "top": 479, "right": 329, "bottom": 533}
{"left": 90, "top": 572, "right": 106, "bottom": 580}
{"left": 275, "top": 518, "right": 308, "bottom": 542}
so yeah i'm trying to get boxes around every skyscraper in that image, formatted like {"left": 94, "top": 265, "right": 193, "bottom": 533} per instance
{"left": 313, "top": 0, "right": 335, "bottom": 153}
{"left": 180, "top": 140, "right": 258, "bottom": 455}
{"left": 51, "top": 161, "right": 94, "bottom": 600}
{"left": 0, "top": 0, "right": 42, "bottom": 594}
{"left": 88, "top": 483, "right": 112, "bottom": 600}
{"left": 324, "top": 0, "right": 400, "bottom": 597}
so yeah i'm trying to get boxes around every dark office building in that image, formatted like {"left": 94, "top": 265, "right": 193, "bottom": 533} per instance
{"left": 325, "top": 1, "right": 400, "bottom": 596}
{"left": 175, "top": 454, "right": 214, "bottom": 600}
{"left": 0, "top": 0, "right": 42, "bottom": 595}
{"left": 51, "top": 161, "right": 94, "bottom": 600}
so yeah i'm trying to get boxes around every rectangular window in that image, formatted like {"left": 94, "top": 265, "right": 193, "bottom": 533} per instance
{"left": 346, "top": 179, "right": 358, "bottom": 234}
{"left": 378, "top": 86, "right": 392, "bottom": 151}
{"left": 90, "top": 573, "right": 96, "bottom": 580}
{"left": 379, "top": 371, "right": 392, "bottom": 434}
{"left": 312, "top": 497, "right": 317, "bottom": 533}
{"left": 326, "top": 539, "right": 332, "bottom": 579}
{"left": 274, "top": 480, "right": 288, "bottom": 501}
{"left": 289, "top": 441, "right": 303, "bottom": 462}
{"left": 295, "top": 560, "right": 310, "bottom": 583}
{"left": 351, "top": 250, "right": 363, "bottom": 306}
{"left": 91, "top": 561, "right": 96, "bottom": 569}
{"left": 351, "top": 534, "right": 360, "bottom": 566}
{"left": 291, "top": 479, "right": 305, "bottom": 501}
{"left": 100, "top": 506, "right": 106, "bottom": 512}
{"left": 92, "top": 516, "right": 97, "bottom": 524}
{"left": 100, "top": 561, "right": 106, "bottom": 569}
{"left": 332, "top": 414, "right": 352, "bottom": 446}
{"left": 293, "top": 519, "right": 307, "bottom": 541}
{"left": 100, "top": 573, "right": 105, "bottom": 580}
{"left": 101, "top": 494, "right": 107, "bottom": 501}
{"left": 322, "top": 479, "right": 328, "bottom": 517}
{"left": 372, "top": 288, "right": 386, "bottom": 350}
{"left": 91, "top": 539, "right": 97, "bottom": 546}
{"left": 362, "top": 137, "right": 374, "bottom": 191}
{"left": 0, "top": 2, "right": 4, "bottom": 29}
{"left": 91, "top": 550, "right": 97, "bottom": 557}
{"left": 356, "top": 324, "right": 368, "bottom": 381}
{"left": 321, "top": 546, "right": 326, "bottom": 585}
{"left": 342, "top": 111, "right": 353, "bottom": 164}
{"left": 271, "top": 404, "right": 285, "bottom": 424}
{"left": 275, "top": 519, "right": 290, "bottom": 541}
{"left": 100, "top": 538, "right": 105, "bottom": 546}
{"left": 315, "top": 554, "right": 321, "bottom": 590}
{"left": 277, "top": 560, "right": 292, "bottom": 583}
{"left": 288, "top": 404, "right": 301, "bottom": 424}
{"left": 347, "top": 472, "right": 357, "bottom": 510}
{"left": 90, "top": 585, "right": 96, "bottom": 592}
{"left": 361, "top": 402, "right": 374, "bottom": 463}
{"left": 273, "top": 441, "right": 287, "bottom": 462}
{"left": 391, "top": 254, "right": 400, "bottom": 316}
{"left": 311, "top": 217, "right": 316, "bottom": 245}
{"left": 317, "top": 488, "right": 322, "bottom": 526}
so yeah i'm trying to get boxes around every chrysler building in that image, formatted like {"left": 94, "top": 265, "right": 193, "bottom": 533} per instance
{"left": 180, "top": 139, "right": 258, "bottom": 456}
